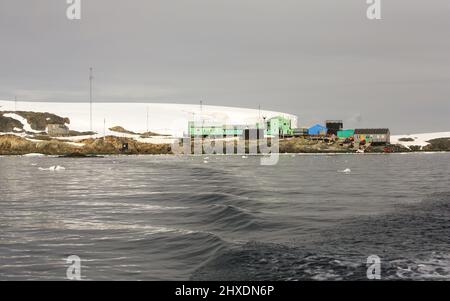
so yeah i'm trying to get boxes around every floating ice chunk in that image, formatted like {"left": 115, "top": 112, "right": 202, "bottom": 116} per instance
{"left": 39, "top": 165, "right": 66, "bottom": 171}
{"left": 338, "top": 168, "right": 351, "bottom": 173}
{"left": 23, "top": 153, "right": 45, "bottom": 157}
{"left": 241, "top": 155, "right": 248, "bottom": 159}
{"left": 203, "top": 160, "right": 208, "bottom": 164}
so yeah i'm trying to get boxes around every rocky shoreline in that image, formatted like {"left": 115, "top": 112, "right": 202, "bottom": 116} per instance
{"left": 0, "top": 134, "right": 171, "bottom": 156}
{"left": 1, "top": 134, "right": 449, "bottom": 156}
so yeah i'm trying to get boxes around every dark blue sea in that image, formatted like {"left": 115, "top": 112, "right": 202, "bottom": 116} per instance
{"left": 0, "top": 153, "right": 449, "bottom": 280}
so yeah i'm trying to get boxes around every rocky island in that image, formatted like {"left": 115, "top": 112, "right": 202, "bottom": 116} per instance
{"left": 1, "top": 105, "right": 449, "bottom": 156}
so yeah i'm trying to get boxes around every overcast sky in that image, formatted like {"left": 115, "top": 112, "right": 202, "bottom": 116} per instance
{"left": 0, "top": 0, "right": 449, "bottom": 133}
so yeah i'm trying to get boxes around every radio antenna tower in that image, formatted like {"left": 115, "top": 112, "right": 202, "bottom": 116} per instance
{"left": 146, "top": 106, "right": 149, "bottom": 133}
{"left": 200, "top": 100, "right": 204, "bottom": 129}
{"left": 89, "top": 67, "right": 93, "bottom": 132}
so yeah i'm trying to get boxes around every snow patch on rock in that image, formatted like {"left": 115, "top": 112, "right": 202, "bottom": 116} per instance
{"left": 3, "top": 113, "right": 40, "bottom": 133}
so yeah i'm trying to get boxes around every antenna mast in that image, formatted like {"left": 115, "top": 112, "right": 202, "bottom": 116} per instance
{"left": 89, "top": 67, "right": 93, "bottom": 132}
{"left": 146, "top": 106, "right": 149, "bottom": 133}
{"left": 200, "top": 100, "right": 204, "bottom": 129}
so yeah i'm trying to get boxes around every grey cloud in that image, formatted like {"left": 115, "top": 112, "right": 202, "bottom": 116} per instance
{"left": 0, "top": 0, "right": 449, "bottom": 133}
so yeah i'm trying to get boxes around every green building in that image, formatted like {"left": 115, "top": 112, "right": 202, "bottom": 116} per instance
{"left": 188, "top": 121, "right": 244, "bottom": 137}
{"left": 188, "top": 115, "right": 294, "bottom": 138}
{"left": 265, "top": 116, "right": 293, "bottom": 137}
{"left": 337, "top": 129, "right": 355, "bottom": 139}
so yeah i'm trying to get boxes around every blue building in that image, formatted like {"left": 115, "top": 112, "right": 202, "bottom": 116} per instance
{"left": 308, "top": 124, "right": 328, "bottom": 136}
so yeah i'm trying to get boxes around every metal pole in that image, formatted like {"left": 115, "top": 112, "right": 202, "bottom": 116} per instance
{"left": 200, "top": 100, "right": 204, "bottom": 135}
{"left": 258, "top": 104, "right": 261, "bottom": 128}
{"left": 146, "top": 106, "right": 149, "bottom": 133}
{"left": 89, "top": 67, "right": 93, "bottom": 132}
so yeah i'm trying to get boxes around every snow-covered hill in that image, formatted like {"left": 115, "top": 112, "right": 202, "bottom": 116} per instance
{"left": 0, "top": 100, "right": 297, "bottom": 138}
{"left": 391, "top": 132, "right": 450, "bottom": 148}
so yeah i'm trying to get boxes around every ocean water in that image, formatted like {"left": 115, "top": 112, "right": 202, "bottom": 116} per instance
{"left": 0, "top": 153, "right": 449, "bottom": 280}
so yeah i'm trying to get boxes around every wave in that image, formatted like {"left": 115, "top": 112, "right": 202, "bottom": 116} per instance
{"left": 191, "top": 242, "right": 365, "bottom": 281}
{"left": 191, "top": 192, "right": 450, "bottom": 281}
{"left": 387, "top": 252, "right": 450, "bottom": 280}
{"left": 201, "top": 204, "right": 263, "bottom": 232}
{"left": 191, "top": 242, "right": 450, "bottom": 281}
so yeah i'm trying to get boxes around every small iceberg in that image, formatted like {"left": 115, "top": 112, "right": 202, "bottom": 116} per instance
{"left": 23, "top": 153, "right": 45, "bottom": 157}
{"left": 338, "top": 168, "right": 352, "bottom": 174}
{"left": 39, "top": 165, "right": 66, "bottom": 171}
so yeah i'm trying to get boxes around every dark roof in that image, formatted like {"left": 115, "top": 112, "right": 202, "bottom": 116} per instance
{"left": 354, "top": 128, "right": 390, "bottom": 134}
